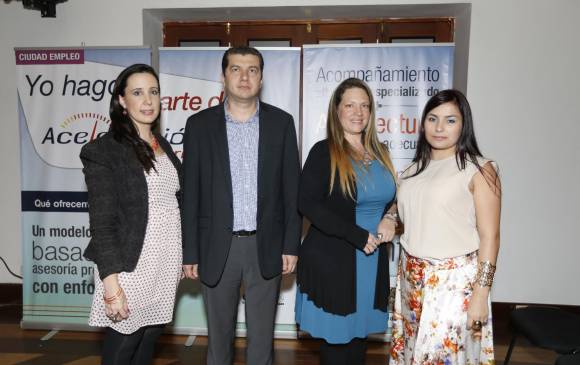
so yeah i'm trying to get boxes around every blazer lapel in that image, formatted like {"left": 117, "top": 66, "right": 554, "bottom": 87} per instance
{"left": 213, "top": 104, "right": 233, "bottom": 203}
{"left": 123, "top": 141, "right": 145, "bottom": 175}
{"left": 121, "top": 142, "right": 148, "bottom": 204}
{"left": 257, "top": 102, "right": 269, "bottom": 206}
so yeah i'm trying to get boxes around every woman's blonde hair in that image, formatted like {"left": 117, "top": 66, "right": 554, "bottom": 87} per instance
{"left": 327, "top": 78, "right": 396, "bottom": 199}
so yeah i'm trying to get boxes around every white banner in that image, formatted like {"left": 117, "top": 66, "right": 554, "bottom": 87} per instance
{"left": 16, "top": 47, "right": 151, "bottom": 329}
{"left": 302, "top": 44, "right": 454, "bottom": 339}
{"left": 159, "top": 47, "right": 301, "bottom": 337}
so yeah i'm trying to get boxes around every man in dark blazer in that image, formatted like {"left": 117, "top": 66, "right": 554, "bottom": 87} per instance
{"left": 182, "top": 46, "right": 301, "bottom": 365}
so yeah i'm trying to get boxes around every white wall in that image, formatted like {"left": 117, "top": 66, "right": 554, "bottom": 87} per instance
{"left": 467, "top": 0, "right": 580, "bottom": 305}
{"left": 1, "top": 0, "right": 579, "bottom": 305}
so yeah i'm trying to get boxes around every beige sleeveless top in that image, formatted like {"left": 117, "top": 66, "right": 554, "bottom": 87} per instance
{"left": 398, "top": 155, "right": 494, "bottom": 259}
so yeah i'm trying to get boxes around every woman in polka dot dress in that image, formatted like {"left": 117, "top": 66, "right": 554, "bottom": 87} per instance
{"left": 80, "top": 64, "right": 182, "bottom": 365}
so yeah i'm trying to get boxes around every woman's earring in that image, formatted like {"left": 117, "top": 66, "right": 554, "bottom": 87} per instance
{"left": 122, "top": 109, "right": 127, "bottom": 115}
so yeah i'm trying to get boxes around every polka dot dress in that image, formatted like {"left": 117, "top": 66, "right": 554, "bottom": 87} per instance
{"left": 89, "top": 153, "right": 182, "bottom": 334}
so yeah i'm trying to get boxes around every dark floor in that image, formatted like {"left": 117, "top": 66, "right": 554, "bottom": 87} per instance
{"left": 0, "top": 295, "right": 559, "bottom": 365}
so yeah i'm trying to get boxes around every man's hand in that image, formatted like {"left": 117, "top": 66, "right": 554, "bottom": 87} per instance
{"left": 282, "top": 255, "right": 298, "bottom": 274}
{"left": 183, "top": 264, "right": 199, "bottom": 279}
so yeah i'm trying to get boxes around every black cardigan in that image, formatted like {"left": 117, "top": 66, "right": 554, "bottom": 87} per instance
{"left": 296, "top": 139, "right": 392, "bottom": 316}
{"left": 80, "top": 131, "right": 182, "bottom": 280}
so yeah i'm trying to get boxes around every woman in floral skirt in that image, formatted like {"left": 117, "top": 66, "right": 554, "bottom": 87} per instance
{"left": 390, "top": 89, "right": 501, "bottom": 365}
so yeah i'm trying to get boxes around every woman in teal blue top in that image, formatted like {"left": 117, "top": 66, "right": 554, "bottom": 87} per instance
{"left": 296, "top": 78, "right": 398, "bottom": 365}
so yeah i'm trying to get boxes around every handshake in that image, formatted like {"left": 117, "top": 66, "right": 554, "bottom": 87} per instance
{"left": 363, "top": 233, "right": 383, "bottom": 255}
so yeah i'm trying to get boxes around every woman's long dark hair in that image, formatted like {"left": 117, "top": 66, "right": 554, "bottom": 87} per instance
{"left": 109, "top": 63, "right": 160, "bottom": 173}
{"left": 407, "top": 89, "right": 499, "bottom": 191}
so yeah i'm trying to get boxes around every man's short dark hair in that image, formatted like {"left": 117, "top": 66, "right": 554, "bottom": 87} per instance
{"left": 221, "top": 46, "right": 264, "bottom": 77}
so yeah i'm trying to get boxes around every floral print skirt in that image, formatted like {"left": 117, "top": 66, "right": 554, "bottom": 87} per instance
{"left": 389, "top": 249, "right": 494, "bottom": 365}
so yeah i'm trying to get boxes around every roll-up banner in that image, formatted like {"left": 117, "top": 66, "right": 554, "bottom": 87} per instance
{"left": 16, "top": 47, "right": 151, "bottom": 329}
{"left": 302, "top": 44, "right": 454, "bottom": 339}
{"left": 158, "top": 47, "right": 301, "bottom": 337}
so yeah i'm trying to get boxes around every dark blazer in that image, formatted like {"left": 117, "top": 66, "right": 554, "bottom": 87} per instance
{"left": 182, "top": 101, "right": 301, "bottom": 287}
{"left": 296, "top": 139, "right": 393, "bottom": 316}
{"left": 80, "top": 131, "right": 182, "bottom": 280}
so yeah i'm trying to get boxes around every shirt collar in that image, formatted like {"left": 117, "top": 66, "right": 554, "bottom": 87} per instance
{"left": 224, "top": 98, "right": 260, "bottom": 124}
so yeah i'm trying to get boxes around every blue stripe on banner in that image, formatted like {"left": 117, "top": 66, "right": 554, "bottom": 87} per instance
{"left": 21, "top": 191, "right": 88, "bottom": 212}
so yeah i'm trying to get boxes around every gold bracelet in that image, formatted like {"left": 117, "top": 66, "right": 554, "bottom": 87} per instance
{"left": 475, "top": 261, "right": 496, "bottom": 287}
{"left": 103, "top": 287, "right": 122, "bottom": 304}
